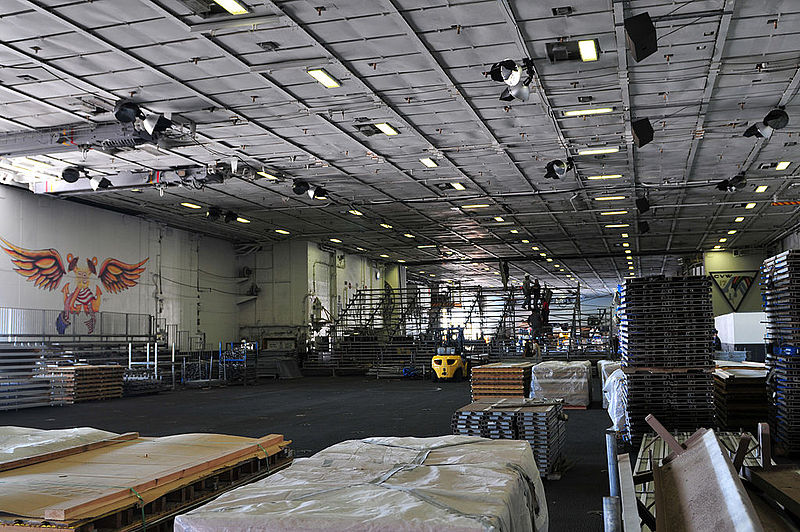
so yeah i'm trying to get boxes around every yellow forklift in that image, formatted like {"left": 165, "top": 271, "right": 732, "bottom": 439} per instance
{"left": 431, "top": 327, "right": 467, "bottom": 381}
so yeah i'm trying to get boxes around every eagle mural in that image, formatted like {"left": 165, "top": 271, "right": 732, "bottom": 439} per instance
{"left": 1, "top": 238, "right": 148, "bottom": 334}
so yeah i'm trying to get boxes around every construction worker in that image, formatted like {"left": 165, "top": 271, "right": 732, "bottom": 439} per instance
{"left": 500, "top": 260, "right": 509, "bottom": 290}
{"left": 532, "top": 278, "right": 541, "bottom": 309}
{"left": 522, "top": 274, "right": 532, "bottom": 309}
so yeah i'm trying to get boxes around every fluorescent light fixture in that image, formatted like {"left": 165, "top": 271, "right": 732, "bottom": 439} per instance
{"left": 462, "top": 204, "right": 490, "bottom": 208}
{"left": 621, "top": 233, "right": 629, "bottom": 238}
{"left": 540, "top": 253, "right": 547, "bottom": 257}
{"left": 605, "top": 224, "right": 630, "bottom": 228}
{"left": 257, "top": 170, "right": 278, "bottom": 180}
{"left": 563, "top": 107, "right": 614, "bottom": 117}
{"left": 522, "top": 239, "right": 530, "bottom": 243}
{"left": 745, "top": 202, "right": 756, "bottom": 209}
{"left": 595, "top": 196, "right": 626, "bottom": 201}
{"left": 531, "top": 246, "right": 540, "bottom": 251}
{"left": 356, "top": 247, "right": 367, "bottom": 251}
{"left": 601, "top": 210, "right": 628, "bottom": 215}
{"left": 236, "top": 217, "right": 250, "bottom": 224}
{"left": 450, "top": 182, "right": 466, "bottom": 190}
{"left": 735, "top": 217, "right": 745, "bottom": 222}
{"left": 628, "top": 266, "right": 635, "bottom": 270}
{"left": 578, "top": 39, "right": 599, "bottom": 62}
{"left": 622, "top": 243, "right": 630, "bottom": 248}
{"left": 380, "top": 254, "right": 389, "bottom": 258}
{"left": 625, "top": 250, "right": 632, "bottom": 254}
{"left": 375, "top": 123, "right": 398, "bottom": 136}
{"left": 212, "top": 0, "right": 249, "bottom": 15}
{"left": 379, "top": 223, "right": 393, "bottom": 229}
{"left": 719, "top": 238, "right": 727, "bottom": 243}
{"left": 713, "top": 245, "right": 721, "bottom": 250}
{"left": 587, "top": 174, "right": 622, "bottom": 180}
{"left": 403, "top": 233, "right": 415, "bottom": 238}
{"left": 546, "top": 258, "right": 553, "bottom": 262}
{"left": 494, "top": 216, "right": 505, "bottom": 222}
{"left": 397, "top": 259, "right": 406, "bottom": 263}
{"left": 755, "top": 185, "right": 768, "bottom": 193}
{"left": 554, "top": 264, "right": 560, "bottom": 268}
{"left": 181, "top": 202, "right": 202, "bottom": 209}
{"left": 307, "top": 69, "right": 340, "bottom": 88}
{"left": 578, "top": 146, "right": 619, "bottom": 155}
{"left": 429, "top": 273, "right": 436, "bottom": 277}
{"left": 510, "top": 229, "right": 519, "bottom": 234}
{"left": 419, "top": 271, "right": 425, "bottom": 274}
{"left": 130, "top": 188, "right": 142, "bottom": 193}
{"left": 417, "top": 245, "right": 436, "bottom": 249}
{"left": 348, "top": 209, "right": 363, "bottom": 216}
{"left": 775, "top": 161, "right": 791, "bottom": 171}
{"left": 275, "top": 229, "right": 290, "bottom": 235}
{"left": 329, "top": 238, "right": 342, "bottom": 243}
{"left": 727, "top": 230, "right": 737, "bottom": 235}
{"left": 419, "top": 157, "right": 438, "bottom": 168}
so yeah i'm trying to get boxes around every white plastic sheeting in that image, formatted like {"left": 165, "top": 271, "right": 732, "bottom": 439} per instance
{"left": 598, "top": 360, "right": 622, "bottom": 408}
{"left": 0, "top": 426, "right": 119, "bottom": 464}
{"left": 530, "top": 361, "right": 592, "bottom": 407}
{"left": 175, "top": 435, "right": 549, "bottom": 532}
{"left": 603, "top": 369, "right": 627, "bottom": 431}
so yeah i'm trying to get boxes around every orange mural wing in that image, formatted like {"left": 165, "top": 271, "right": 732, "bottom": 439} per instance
{"left": 0, "top": 237, "right": 67, "bottom": 291}
{"left": 97, "top": 257, "right": 149, "bottom": 294}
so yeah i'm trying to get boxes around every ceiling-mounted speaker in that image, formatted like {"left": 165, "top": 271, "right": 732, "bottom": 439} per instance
{"left": 631, "top": 118, "right": 654, "bottom": 148}
{"left": 624, "top": 12, "right": 657, "bottom": 62}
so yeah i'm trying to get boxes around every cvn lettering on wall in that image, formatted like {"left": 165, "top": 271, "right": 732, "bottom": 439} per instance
{"left": 1, "top": 238, "right": 148, "bottom": 334}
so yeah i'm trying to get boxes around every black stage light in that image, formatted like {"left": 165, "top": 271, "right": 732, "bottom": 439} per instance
{"left": 206, "top": 206, "right": 222, "bottom": 221}
{"left": 61, "top": 166, "right": 82, "bottom": 183}
{"left": 309, "top": 186, "right": 328, "bottom": 200}
{"left": 637, "top": 220, "right": 650, "bottom": 234}
{"left": 544, "top": 158, "right": 574, "bottom": 179}
{"left": 764, "top": 109, "right": 789, "bottom": 130}
{"left": 635, "top": 196, "right": 650, "bottom": 214}
{"left": 292, "top": 180, "right": 310, "bottom": 195}
{"left": 224, "top": 211, "right": 237, "bottom": 223}
{"left": 631, "top": 118, "right": 654, "bottom": 148}
{"left": 624, "top": 12, "right": 657, "bottom": 62}
{"left": 113, "top": 100, "right": 140, "bottom": 123}
{"left": 142, "top": 113, "right": 172, "bottom": 137}
{"left": 489, "top": 59, "right": 520, "bottom": 84}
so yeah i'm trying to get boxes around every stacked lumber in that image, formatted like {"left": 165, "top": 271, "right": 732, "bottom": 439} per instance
{"left": 714, "top": 367, "right": 768, "bottom": 432}
{"left": 530, "top": 360, "right": 592, "bottom": 407}
{"left": 451, "top": 398, "right": 566, "bottom": 477}
{"left": 470, "top": 361, "right": 534, "bottom": 401}
{"left": 0, "top": 346, "right": 50, "bottom": 411}
{"left": 619, "top": 276, "right": 715, "bottom": 442}
{"left": 762, "top": 250, "right": 800, "bottom": 454}
{"left": 175, "top": 436, "right": 549, "bottom": 531}
{"left": 40, "top": 365, "right": 124, "bottom": 403}
{"left": 0, "top": 427, "right": 292, "bottom": 532}
{"left": 123, "top": 368, "right": 166, "bottom": 396}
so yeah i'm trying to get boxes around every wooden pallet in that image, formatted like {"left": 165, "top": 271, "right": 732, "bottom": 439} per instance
{"left": 0, "top": 430, "right": 292, "bottom": 532}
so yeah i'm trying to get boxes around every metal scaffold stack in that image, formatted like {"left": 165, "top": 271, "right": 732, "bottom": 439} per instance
{"left": 619, "top": 276, "right": 715, "bottom": 442}
{"left": 762, "top": 250, "right": 800, "bottom": 454}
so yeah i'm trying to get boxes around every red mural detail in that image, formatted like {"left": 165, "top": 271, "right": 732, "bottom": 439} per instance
{"left": 1, "top": 237, "right": 148, "bottom": 334}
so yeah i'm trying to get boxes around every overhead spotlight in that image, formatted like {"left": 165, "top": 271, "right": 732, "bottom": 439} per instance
{"left": 635, "top": 196, "right": 650, "bottom": 214}
{"left": 544, "top": 158, "right": 574, "bottom": 179}
{"left": 744, "top": 109, "right": 789, "bottom": 139}
{"left": 631, "top": 118, "right": 654, "bottom": 148}
{"left": 545, "top": 39, "right": 601, "bottom": 63}
{"left": 489, "top": 59, "right": 521, "bottom": 85}
{"left": 142, "top": 113, "right": 172, "bottom": 137}
{"left": 202, "top": 169, "right": 225, "bottom": 184}
{"left": 308, "top": 186, "right": 328, "bottom": 200}
{"left": 206, "top": 206, "right": 222, "bottom": 221}
{"left": 224, "top": 211, "right": 237, "bottom": 223}
{"left": 624, "top": 12, "right": 657, "bottom": 62}
{"left": 764, "top": 109, "right": 789, "bottom": 130}
{"left": 113, "top": 99, "right": 140, "bottom": 123}
{"left": 89, "top": 176, "right": 112, "bottom": 191}
{"left": 292, "top": 180, "right": 310, "bottom": 195}
{"left": 716, "top": 174, "right": 747, "bottom": 192}
{"left": 61, "top": 166, "right": 82, "bottom": 183}
{"left": 637, "top": 220, "right": 650, "bottom": 234}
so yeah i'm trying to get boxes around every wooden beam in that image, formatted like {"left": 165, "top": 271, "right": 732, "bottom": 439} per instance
{"left": 0, "top": 432, "right": 139, "bottom": 473}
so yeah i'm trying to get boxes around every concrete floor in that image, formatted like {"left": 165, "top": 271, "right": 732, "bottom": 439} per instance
{"left": 0, "top": 377, "right": 609, "bottom": 531}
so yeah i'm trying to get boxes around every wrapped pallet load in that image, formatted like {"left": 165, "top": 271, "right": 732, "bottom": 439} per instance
{"left": 530, "top": 361, "right": 592, "bottom": 407}
{"left": 597, "top": 360, "right": 621, "bottom": 408}
{"left": 175, "top": 435, "right": 549, "bottom": 532}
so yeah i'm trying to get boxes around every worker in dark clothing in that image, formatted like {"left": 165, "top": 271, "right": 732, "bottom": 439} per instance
{"left": 522, "top": 274, "right": 532, "bottom": 309}
{"left": 532, "top": 278, "right": 541, "bottom": 310}
{"left": 500, "top": 260, "right": 509, "bottom": 290}
{"left": 713, "top": 329, "right": 722, "bottom": 351}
